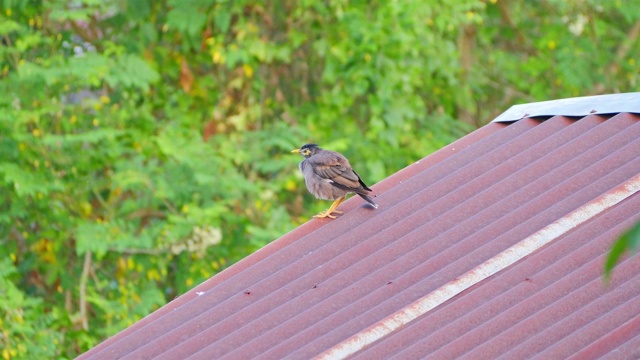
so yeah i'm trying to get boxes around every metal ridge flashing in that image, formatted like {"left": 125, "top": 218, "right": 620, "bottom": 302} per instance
{"left": 492, "top": 92, "right": 640, "bottom": 122}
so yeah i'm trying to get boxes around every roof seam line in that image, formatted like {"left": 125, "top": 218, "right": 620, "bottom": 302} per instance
{"left": 314, "top": 174, "right": 640, "bottom": 360}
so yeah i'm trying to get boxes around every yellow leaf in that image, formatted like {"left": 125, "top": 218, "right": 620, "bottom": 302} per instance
{"left": 212, "top": 51, "right": 224, "bottom": 64}
{"left": 147, "top": 269, "right": 160, "bottom": 281}
{"left": 285, "top": 179, "right": 297, "bottom": 191}
{"left": 243, "top": 64, "right": 254, "bottom": 78}
{"left": 80, "top": 201, "right": 92, "bottom": 217}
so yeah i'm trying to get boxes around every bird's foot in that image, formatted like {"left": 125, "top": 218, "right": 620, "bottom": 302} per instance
{"left": 313, "top": 210, "right": 343, "bottom": 219}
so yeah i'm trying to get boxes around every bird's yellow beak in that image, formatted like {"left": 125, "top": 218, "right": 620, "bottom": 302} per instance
{"left": 291, "top": 149, "right": 300, "bottom": 154}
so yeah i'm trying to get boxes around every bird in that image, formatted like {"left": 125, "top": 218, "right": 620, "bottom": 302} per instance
{"left": 291, "top": 143, "right": 378, "bottom": 219}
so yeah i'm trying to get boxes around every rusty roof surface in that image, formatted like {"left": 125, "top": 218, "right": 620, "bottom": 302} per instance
{"left": 80, "top": 95, "right": 640, "bottom": 360}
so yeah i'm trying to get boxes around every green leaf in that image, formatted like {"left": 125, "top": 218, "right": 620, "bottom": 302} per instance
{"left": 112, "top": 169, "right": 152, "bottom": 191}
{"left": 604, "top": 221, "right": 640, "bottom": 281}
{"left": 75, "top": 221, "right": 111, "bottom": 256}
{"left": 106, "top": 54, "right": 160, "bottom": 91}
{"left": 126, "top": 0, "right": 152, "bottom": 20}
{"left": 0, "top": 162, "right": 53, "bottom": 197}
{"left": 214, "top": 9, "right": 231, "bottom": 33}
{"left": 0, "top": 17, "right": 21, "bottom": 34}
{"left": 42, "top": 129, "right": 122, "bottom": 146}
{"left": 67, "top": 53, "right": 111, "bottom": 84}
{"left": 166, "top": 0, "right": 209, "bottom": 37}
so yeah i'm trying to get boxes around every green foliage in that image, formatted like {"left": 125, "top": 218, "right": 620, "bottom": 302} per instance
{"left": 0, "top": 258, "right": 65, "bottom": 359}
{"left": 605, "top": 221, "right": 640, "bottom": 281}
{"left": 0, "top": 0, "right": 638, "bottom": 357}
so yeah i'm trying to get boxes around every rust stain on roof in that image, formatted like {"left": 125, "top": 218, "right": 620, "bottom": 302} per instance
{"left": 79, "top": 95, "right": 640, "bottom": 360}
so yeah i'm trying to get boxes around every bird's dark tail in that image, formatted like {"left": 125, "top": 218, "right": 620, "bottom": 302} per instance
{"left": 358, "top": 193, "right": 379, "bottom": 209}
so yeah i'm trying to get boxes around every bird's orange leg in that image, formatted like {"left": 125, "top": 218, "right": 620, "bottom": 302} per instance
{"left": 314, "top": 196, "right": 346, "bottom": 219}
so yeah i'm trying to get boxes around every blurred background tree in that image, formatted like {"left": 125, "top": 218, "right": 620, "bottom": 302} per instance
{"left": 0, "top": 0, "right": 638, "bottom": 357}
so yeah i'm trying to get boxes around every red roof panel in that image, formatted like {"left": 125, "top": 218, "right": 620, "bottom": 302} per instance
{"left": 79, "top": 98, "right": 640, "bottom": 360}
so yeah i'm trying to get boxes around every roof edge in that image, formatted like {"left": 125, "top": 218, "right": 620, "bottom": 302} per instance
{"left": 492, "top": 92, "right": 640, "bottom": 122}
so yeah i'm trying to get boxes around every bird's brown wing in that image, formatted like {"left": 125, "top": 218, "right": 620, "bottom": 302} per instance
{"left": 309, "top": 152, "right": 368, "bottom": 193}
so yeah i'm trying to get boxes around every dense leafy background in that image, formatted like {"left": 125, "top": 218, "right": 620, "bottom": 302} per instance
{"left": 1, "top": 0, "right": 639, "bottom": 357}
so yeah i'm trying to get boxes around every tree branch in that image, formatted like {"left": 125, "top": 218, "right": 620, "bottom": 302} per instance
{"left": 496, "top": 0, "right": 535, "bottom": 56}
{"left": 108, "top": 247, "right": 165, "bottom": 255}
{"left": 590, "top": 19, "right": 640, "bottom": 95}
{"left": 79, "top": 251, "right": 92, "bottom": 331}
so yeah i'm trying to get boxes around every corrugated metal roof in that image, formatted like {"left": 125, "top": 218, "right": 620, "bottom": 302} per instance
{"left": 79, "top": 94, "right": 640, "bottom": 360}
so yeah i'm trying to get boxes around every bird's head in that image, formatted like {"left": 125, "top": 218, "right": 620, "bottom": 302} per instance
{"left": 291, "top": 143, "right": 321, "bottom": 158}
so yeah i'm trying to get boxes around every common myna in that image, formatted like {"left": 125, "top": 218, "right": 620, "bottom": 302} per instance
{"left": 292, "top": 143, "right": 378, "bottom": 219}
